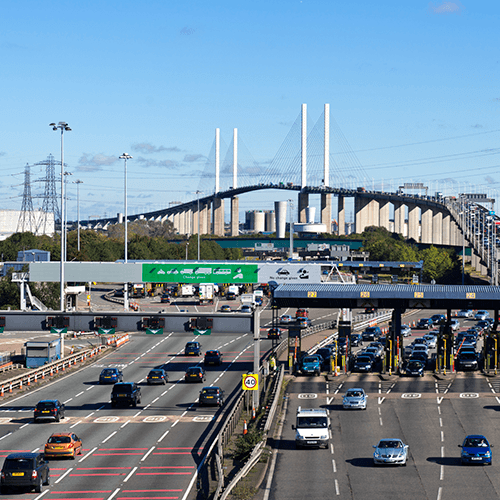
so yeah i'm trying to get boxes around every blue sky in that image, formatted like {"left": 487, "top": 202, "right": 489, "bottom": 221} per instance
{"left": 1, "top": 0, "right": 499, "bottom": 224}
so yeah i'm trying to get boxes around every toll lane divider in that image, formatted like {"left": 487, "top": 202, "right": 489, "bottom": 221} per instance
{"left": 0, "top": 333, "right": 130, "bottom": 398}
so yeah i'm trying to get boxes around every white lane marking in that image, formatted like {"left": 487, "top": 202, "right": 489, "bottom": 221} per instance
{"left": 379, "top": 417, "right": 383, "bottom": 426}
{"left": 378, "top": 397, "right": 385, "bottom": 404}
{"left": 172, "top": 419, "right": 180, "bottom": 428}
{"left": 158, "top": 429, "right": 170, "bottom": 443}
{"left": 79, "top": 446, "right": 97, "bottom": 462}
{"left": 440, "top": 465, "right": 444, "bottom": 480}
{"left": 107, "top": 488, "right": 121, "bottom": 500}
{"left": 0, "top": 432, "right": 12, "bottom": 441}
{"left": 496, "top": 397, "right": 500, "bottom": 404}
{"left": 327, "top": 397, "right": 334, "bottom": 405}
{"left": 20, "top": 423, "right": 30, "bottom": 429}
{"left": 330, "top": 443, "right": 334, "bottom": 454}
{"left": 75, "top": 391, "right": 84, "bottom": 397}
{"left": 378, "top": 407, "right": 381, "bottom": 415}
{"left": 332, "top": 459, "right": 336, "bottom": 473}
{"left": 124, "top": 466, "right": 137, "bottom": 483}
{"left": 141, "top": 446, "right": 155, "bottom": 462}
{"left": 86, "top": 386, "right": 94, "bottom": 391}
{"left": 439, "top": 418, "right": 443, "bottom": 427}
{"left": 133, "top": 411, "right": 142, "bottom": 417}
{"left": 55, "top": 467, "right": 73, "bottom": 483}
{"left": 441, "top": 431, "right": 444, "bottom": 442}
{"left": 63, "top": 398, "right": 73, "bottom": 404}
{"left": 86, "top": 412, "right": 95, "bottom": 418}
{"left": 31, "top": 448, "right": 39, "bottom": 453}
{"left": 437, "top": 397, "right": 443, "bottom": 405}
{"left": 335, "top": 479, "right": 340, "bottom": 496}
{"left": 34, "top": 490, "right": 50, "bottom": 500}
{"left": 120, "top": 420, "right": 130, "bottom": 428}
{"left": 441, "top": 446, "right": 444, "bottom": 458}
{"left": 70, "top": 421, "right": 81, "bottom": 429}
{"left": 438, "top": 406, "right": 442, "bottom": 415}
{"left": 151, "top": 397, "right": 160, "bottom": 404}
{"left": 102, "top": 431, "right": 117, "bottom": 443}
{"left": 437, "top": 486, "right": 442, "bottom": 500}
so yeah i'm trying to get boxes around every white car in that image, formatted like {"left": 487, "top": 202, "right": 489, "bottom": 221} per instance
{"left": 475, "top": 310, "right": 490, "bottom": 321}
{"left": 450, "top": 319, "right": 460, "bottom": 332}
{"left": 457, "top": 309, "right": 474, "bottom": 318}
{"left": 422, "top": 334, "right": 437, "bottom": 349}
{"left": 400, "top": 325, "right": 412, "bottom": 337}
{"left": 342, "top": 388, "right": 368, "bottom": 410}
{"left": 373, "top": 439, "right": 409, "bottom": 466}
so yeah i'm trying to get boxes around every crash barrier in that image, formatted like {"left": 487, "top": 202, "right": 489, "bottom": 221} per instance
{"left": 0, "top": 333, "right": 130, "bottom": 398}
{"left": 200, "top": 364, "right": 284, "bottom": 500}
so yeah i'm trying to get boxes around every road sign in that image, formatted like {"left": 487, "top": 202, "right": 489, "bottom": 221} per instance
{"left": 242, "top": 374, "right": 259, "bottom": 391}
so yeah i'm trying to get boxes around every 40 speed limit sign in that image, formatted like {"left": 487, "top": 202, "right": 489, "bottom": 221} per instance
{"left": 242, "top": 374, "right": 259, "bottom": 391}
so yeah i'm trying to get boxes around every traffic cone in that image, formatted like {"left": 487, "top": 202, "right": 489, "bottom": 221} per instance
{"left": 252, "top": 407, "right": 256, "bottom": 419}
{"left": 1, "top": 386, "right": 4, "bottom": 397}
{"left": 41, "top": 370, "right": 45, "bottom": 380}
{"left": 27, "top": 376, "right": 30, "bottom": 386}
{"left": 9, "top": 383, "right": 12, "bottom": 393}
{"left": 243, "top": 420, "right": 248, "bottom": 435}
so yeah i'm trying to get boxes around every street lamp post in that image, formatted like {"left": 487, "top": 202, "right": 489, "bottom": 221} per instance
{"left": 73, "top": 180, "right": 83, "bottom": 252}
{"left": 185, "top": 240, "right": 189, "bottom": 260}
{"left": 63, "top": 171, "right": 72, "bottom": 261}
{"left": 288, "top": 199, "right": 294, "bottom": 260}
{"left": 49, "top": 122, "right": 71, "bottom": 311}
{"left": 119, "top": 154, "right": 132, "bottom": 311}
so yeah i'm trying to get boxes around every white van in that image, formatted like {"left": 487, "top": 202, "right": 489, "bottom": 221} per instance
{"left": 292, "top": 407, "right": 330, "bottom": 449}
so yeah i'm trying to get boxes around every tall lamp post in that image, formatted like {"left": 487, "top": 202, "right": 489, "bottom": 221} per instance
{"left": 120, "top": 153, "right": 132, "bottom": 311}
{"left": 49, "top": 122, "right": 71, "bottom": 311}
{"left": 73, "top": 180, "right": 83, "bottom": 252}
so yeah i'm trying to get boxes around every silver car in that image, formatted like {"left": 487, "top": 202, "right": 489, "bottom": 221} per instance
{"left": 343, "top": 388, "right": 368, "bottom": 410}
{"left": 373, "top": 438, "right": 409, "bottom": 466}
{"left": 400, "top": 324, "right": 412, "bottom": 337}
{"left": 457, "top": 309, "right": 473, "bottom": 318}
{"left": 422, "top": 333, "right": 437, "bottom": 349}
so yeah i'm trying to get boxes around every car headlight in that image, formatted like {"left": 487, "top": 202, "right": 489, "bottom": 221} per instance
{"left": 462, "top": 451, "right": 470, "bottom": 457}
{"left": 296, "top": 433, "right": 306, "bottom": 440}
{"left": 320, "top": 434, "right": 328, "bottom": 440}
{"left": 485, "top": 451, "right": 491, "bottom": 457}
{"left": 374, "top": 452, "right": 381, "bottom": 458}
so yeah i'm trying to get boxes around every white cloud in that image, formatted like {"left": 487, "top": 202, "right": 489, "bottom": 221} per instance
{"left": 78, "top": 153, "right": 118, "bottom": 171}
{"left": 132, "top": 143, "right": 181, "bottom": 154}
{"left": 429, "top": 1, "right": 464, "bottom": 14}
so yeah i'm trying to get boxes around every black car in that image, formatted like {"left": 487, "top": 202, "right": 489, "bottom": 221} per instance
{"left": 146, "top": 369, "right": 169, "bottom": 385}
{"left": 0, "top": 453, "right": 50, "bottom": 493}
{"left": 416, "top": 318, "right": 433, "bottom": 329}
{"left": 204, "top": 350, "right": 223, "bottom": 366}
{"left": 199, "top": 386, "right": 224, "bottom": 406}
{"left": 350, "top": 334, "right": 363, "bottom": 347}
{"left": 99, "top": 368, "right": 123, "bottom": 384}
{"left": 185, "top": 366, "right": 206, "bottom": 383}
{"left": 267, "top": 327, "right": 284, "bottom": 339}
{"left": 353, "top": 355, "right": 374, "bottom": 373}
{"left": 456, "top": 351, "right": 479, "bottom": 371}
{"left": 406, "top": 360, "right": 425, "bottom": 377}
{"left": 185, "top": 341, "right": 202, "bottom": 356}
{"left": 362, "top": 327, "right": 382, "bottom": 341}
{"left": 111, "top": 382, "right": 141, "bottom": 407}
{"left": 34, "top": 400, "right": 65, "bottom": 423}
{"left": 316, "top": 347, "right": 333, "bottom": 370}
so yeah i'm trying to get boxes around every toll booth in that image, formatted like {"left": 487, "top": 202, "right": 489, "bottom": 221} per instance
{"left": 288, "top": 326, "right": 302, "bottom": 372}
{"left": 385, "top": 310, "right": 403, "bottom": 374}
{"left": 337, "top": 320, "right": 351, "bottom": 371}
{"left": 484, "top": 320, "right": 499, "bottom": 372}
{"left": 25, "top": 338, "right": 61, "bottom": 368}
{"left": 437, "top": 315, "right": 454, "bottom": 372}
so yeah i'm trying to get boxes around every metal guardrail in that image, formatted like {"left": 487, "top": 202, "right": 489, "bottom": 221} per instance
{"left": 0, "top": 334, "right": 130, "bottom": 397}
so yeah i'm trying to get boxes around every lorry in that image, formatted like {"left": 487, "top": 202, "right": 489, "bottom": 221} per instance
{"left": 240, "top": 293, "right": 257, "bottom": 310}
{"left": 226, "top": 285, "right": 239, "bottom": 300}
{"left": 198, "top": 283, "right": 215, "bottom": 305}
{"left": 181, "top": 284, "right": 195, "bottom": 297}
{"left": 292, "top": 407, "right": 330, "bottom": 448}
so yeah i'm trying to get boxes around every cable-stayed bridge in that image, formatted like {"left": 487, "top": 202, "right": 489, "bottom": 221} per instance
{"left": 74, "top": 104, "right": 498, "bottom": 283}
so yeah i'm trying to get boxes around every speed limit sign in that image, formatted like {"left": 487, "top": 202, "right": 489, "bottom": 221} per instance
{"left": 242, "top": 374, "right": 259, "bottom": 391}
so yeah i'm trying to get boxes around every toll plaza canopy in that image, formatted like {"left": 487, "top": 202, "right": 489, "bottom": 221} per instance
{"left": 272, "top": 284, "right": 500, "bottom": 311}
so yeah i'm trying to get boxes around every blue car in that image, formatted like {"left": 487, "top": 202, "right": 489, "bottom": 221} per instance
{"left": 459, "top": 435, "right": 492, "bottom": 465}
{"left": 99, "top": 368, "right": 123, "bottom": 384}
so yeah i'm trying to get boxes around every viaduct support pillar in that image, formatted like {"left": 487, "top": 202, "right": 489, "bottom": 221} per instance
{"left": 320, "top": 193, "right": 332, "bottom": 233}
{"left": 450, "top": 220, "right": 458, "bottom": 246}
{"left": 432, "top": 209, "right": 443, "bottom": 245}
{"left": 442, "top": 213, "right": 451, "bottom": 245}
{"left": 199, "top": 203, "right": 208, "bottom": 235}
{"left": 421, "top": 207, "right": 433, "bottom": 244}
{"left": 408, "top": 204, "right": 420, "bottom": 241}
{"left": 173, "top": 212, "right": 180, "bottom": 234}
{"left": 355, "top": 197, "right": 369, "bottom": 234}
{"left": 192, "top": 207, "right": 199, "bottom": 235}
{"left": 230, "top": 196, "right": 239, "bottom": 237}
{"left": 379, "top": 200, "right": 390, "bottom": 231}
{"left": 394, "top": 202, "right": 405, "bottom": 236}
{"left": 212, "top": 198, "right": 224, "bottom": 236}
{"left": 337, "top": 196, "right": 345, "bottom": 235}
{"left": 298, "top": 192, "right": 309, "bottom": 223}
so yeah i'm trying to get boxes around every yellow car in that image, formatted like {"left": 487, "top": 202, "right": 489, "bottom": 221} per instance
{"left": 44, "top": 432, "right": 82, "bottom": 460}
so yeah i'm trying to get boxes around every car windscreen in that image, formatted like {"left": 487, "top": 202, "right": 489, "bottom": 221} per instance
{"left": 302, "top": 357, "right": 318, "bottom": 363}
{"left": 101, "top": 369, "right": 116, "bottom": 376}
{"left": 3, "top": 458, "right": 34, "bottom": 470}
{"left": 113, "top": 385, "right": 132, "bottom": 393}
{"left": 459, "top": 353, "right": 476, "bottom": 360}
{"left": 346, "top": 391, "right": 363, "bottom": 397}
{"left": 356, "top": 356, "right": 372, "bottom": 363}
{"left": 149, "top": 370, "right": 163, "bottom": 376}
{"left": 36, "top": 402, "right": 55, "bottom": 409}
{"left": 407, "top": 362, "right": 423, "bottom": 369}
{"left": 202, "top": 388, "right": 218, "bottom": 395}
{"left": 186, "top": 343, "right": 197, "bottom": 349}
{"left": 378, "top": 440, "right": 402, "bottom": 448}
{"left": 297, "top": 416, "right": 328, "bottom": 428}
{"left": 48, "top": 436, "right": 71, "bottom": 444}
